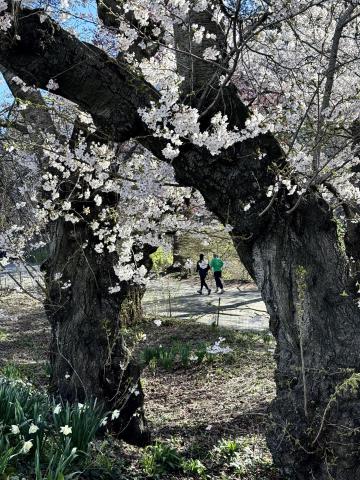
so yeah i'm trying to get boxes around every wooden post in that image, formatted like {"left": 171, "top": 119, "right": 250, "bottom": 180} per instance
{"left": 217, "top": 298, "right": 221, "bottom": 326}
{"left": 168, "top": 290, "right": 172, "bottom": 318}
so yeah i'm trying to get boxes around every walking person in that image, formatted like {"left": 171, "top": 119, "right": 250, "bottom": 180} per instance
{"left": 210, "top": 253, "right": 224, "bottom": 294}
{"left": 196, "top": 254, "right": 211, "bottom": 295}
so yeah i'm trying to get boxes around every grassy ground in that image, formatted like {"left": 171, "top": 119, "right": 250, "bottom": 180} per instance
{"left": 0, "top": 289, "right": 280, "bottom": 479}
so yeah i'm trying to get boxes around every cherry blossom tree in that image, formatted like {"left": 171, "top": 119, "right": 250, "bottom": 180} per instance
{"left": 0, "top": 54, "right": 214, "bottom": 446}
{"left": 1, "top": 0, "right": 360, "bottom": 478}
{"left": 0, "top": 86, "right": 208, "bottom": 446}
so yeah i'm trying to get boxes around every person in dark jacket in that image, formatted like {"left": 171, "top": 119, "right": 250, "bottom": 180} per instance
{"left": 196, "top": 254, "right": 211, "bottom": 295}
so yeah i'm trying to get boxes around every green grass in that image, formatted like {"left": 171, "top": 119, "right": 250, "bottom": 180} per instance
{"left": 0, "top": 362, "right": 25, "bottom": 381}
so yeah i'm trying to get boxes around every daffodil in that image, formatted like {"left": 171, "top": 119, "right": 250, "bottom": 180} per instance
{"left": 10, "top": 425, "right": 20, "bottom": 435}
{"left": 60, "top": 425, "right": 72, "bottom": 436}
{"left": 29, "top": 423, "right": 39, "bottom": 434}
{"left": 21, "top": 440, "right": 33, "bottom": 454}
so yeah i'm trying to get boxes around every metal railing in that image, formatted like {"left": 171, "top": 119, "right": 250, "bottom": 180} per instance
{"left": 0, "top": 263, "right": 44, "bottom": 294}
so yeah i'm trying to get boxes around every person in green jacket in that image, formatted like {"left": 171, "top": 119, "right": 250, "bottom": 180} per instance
{"left": 210, "top": 254, "right": 224, "bottom": 294}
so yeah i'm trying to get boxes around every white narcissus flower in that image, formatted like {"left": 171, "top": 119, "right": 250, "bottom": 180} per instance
{"left": 53, "top": 404, "right": 62, "bottom": 414}
{"left": 111, "top": 409, "right": 120, "bottom": 420}
{"left": 21, "top": 440, "right": 33, "bottom": 454}
{"left": 154, "top": 319, "right": 162, "bottom": 327}
{"left": 11, "top": 425, "right": 20, "bottom": 435}
{"left": 29, "top": 423, "right": 39, "bottom": 434}
{"left": 60, "top": 425, "right": 72, "bottom": 436}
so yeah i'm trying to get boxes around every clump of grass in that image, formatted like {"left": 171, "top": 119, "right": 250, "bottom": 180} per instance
{"left": 182, "top": 458, "right": 206, "bottom": 478}
{"left": 0, "top": 362, "right": 24, "bottom": 381}
{"left": 212, "top": 435, "right": 279, "bottom": 479}
{"left": 140, "top": 338, "right": 230, "bottom": 371}
{"left": 141, "top": 441, "right": 207, "bottom": 479}
{"left": 141, "top": 441, "right": 182, "bottom": 476}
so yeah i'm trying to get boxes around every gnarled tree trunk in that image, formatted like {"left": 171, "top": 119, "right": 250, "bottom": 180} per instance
{"left": 42, "top": 218, "right": 151, "bottom": 446}
{"left": 236, "top": 197, "right": 360, "bottom": 479}
{"left": 173, "top": 136, "right": 360, "bottom": 478}
{"left": 0, "top": 64, "right": 151, "bottom": 446}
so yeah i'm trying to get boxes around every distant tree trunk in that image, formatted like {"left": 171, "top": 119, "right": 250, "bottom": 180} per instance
{"left": 172, "top": 233, "right": 183, "bottom": 267}
{"left": 166, "top": 232, "right": 187, "bottom": 274}
{"left": 42, "top": 218, "right": 151, "bottom": 446}
{"left": 120, "top": 244, "right": 155, "bottom": 325}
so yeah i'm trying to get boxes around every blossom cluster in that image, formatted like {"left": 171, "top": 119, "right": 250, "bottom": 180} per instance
{"left": 0, "top": 0, "right": 11, "bottom": 31}
{"left": 0, "top": 112, "right": 216, "bottom": 291}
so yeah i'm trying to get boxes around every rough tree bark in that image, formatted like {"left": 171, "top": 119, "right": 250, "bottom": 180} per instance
{"left": 2, "top": 5, "right": 360, "bottom": 478}
{"left": 43, "top": 217, "right": 151, "bottom": 446}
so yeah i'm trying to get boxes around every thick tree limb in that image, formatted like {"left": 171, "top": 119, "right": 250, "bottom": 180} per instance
{"left": 0, "top": 6, "right": 158, "bottom": 142}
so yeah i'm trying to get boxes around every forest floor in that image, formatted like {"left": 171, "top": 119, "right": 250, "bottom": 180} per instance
{"left": 0, "top": 282, "right": 281, "bottom": 480}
